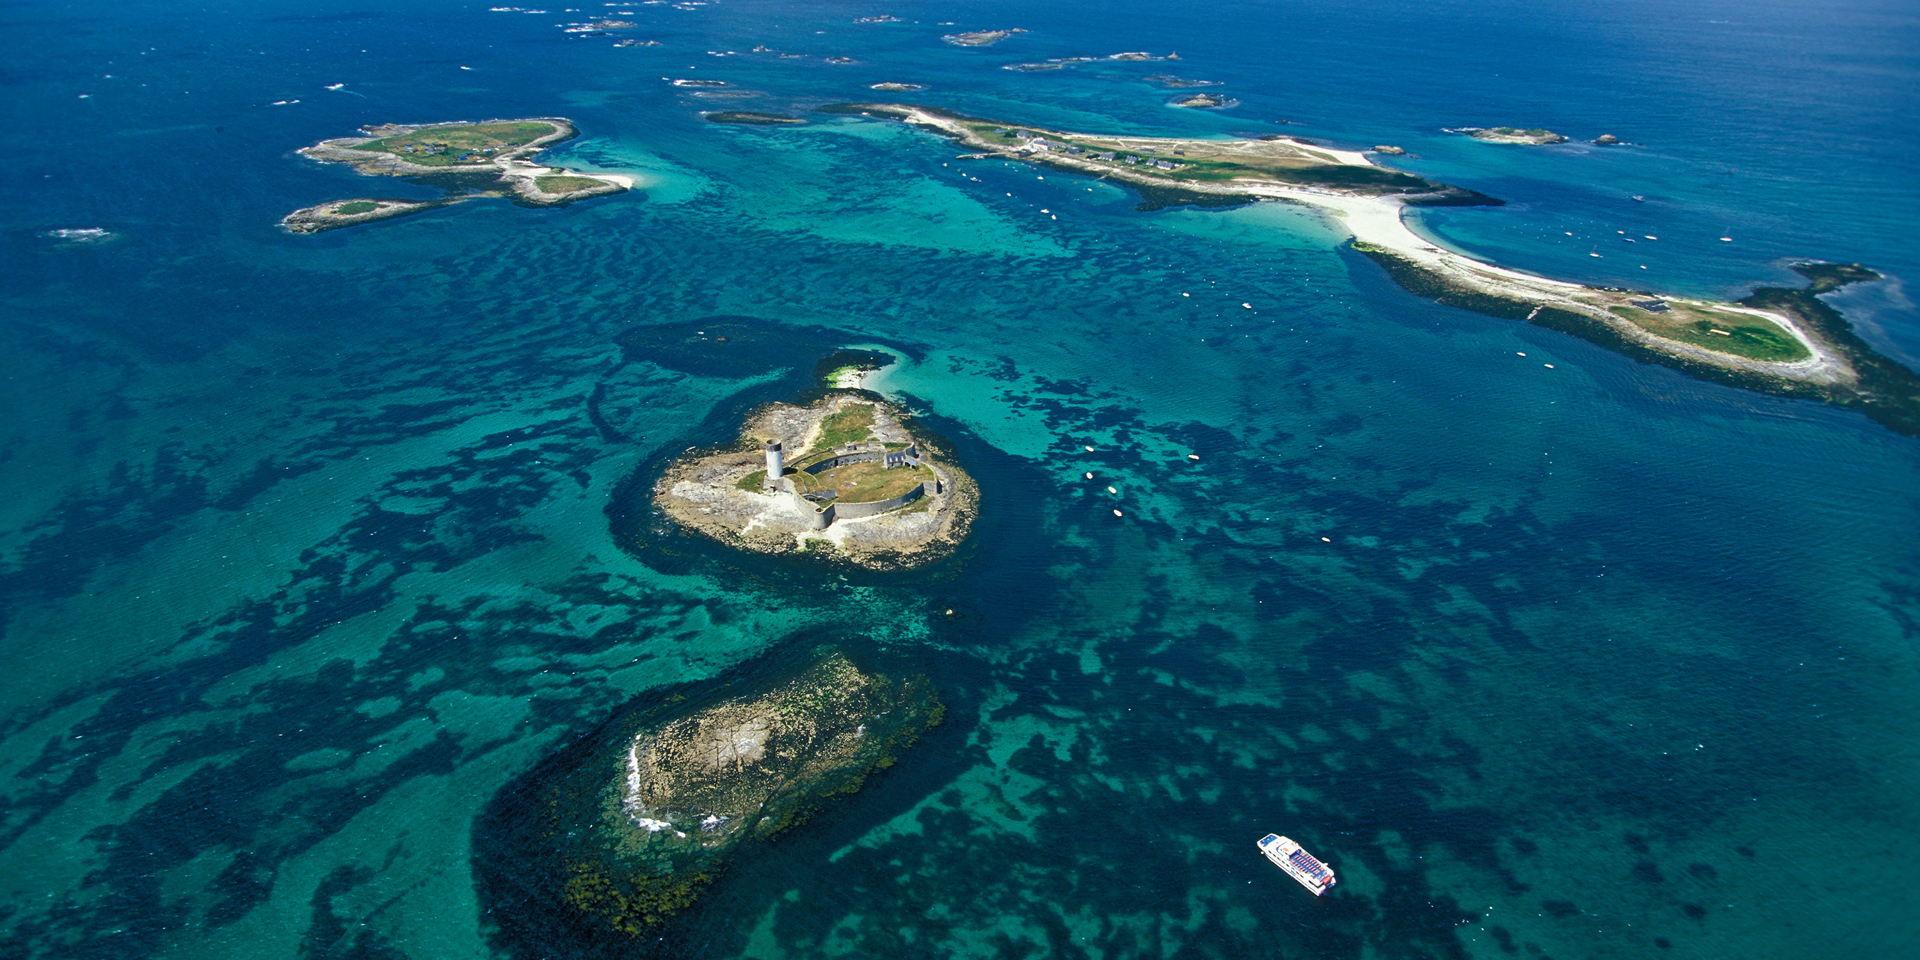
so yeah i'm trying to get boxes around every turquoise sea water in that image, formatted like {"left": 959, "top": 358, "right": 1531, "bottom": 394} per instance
{"left": 3, "top": 0, "right": 1918, "bottom": 957}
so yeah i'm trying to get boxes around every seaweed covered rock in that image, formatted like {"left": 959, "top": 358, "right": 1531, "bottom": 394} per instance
{"left": 477, "top": 648, "right": 942, "bottom": 948}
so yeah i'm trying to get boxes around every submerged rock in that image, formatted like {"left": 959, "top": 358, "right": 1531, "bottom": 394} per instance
{"left": 477, "top": 648, "right": 942, "bottom": 944}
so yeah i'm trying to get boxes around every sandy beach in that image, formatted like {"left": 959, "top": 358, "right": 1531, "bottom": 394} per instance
{"left": 1255, "top": 186, "right": 1850, "bottom": 384}
{"left": 879, "top": 105, "right": 1854, "bottom": 389}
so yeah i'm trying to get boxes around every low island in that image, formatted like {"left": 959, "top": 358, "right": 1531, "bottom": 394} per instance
{"left": 654, "top": 393, "right": 977, "bottom": 568}
{"left": 1147, "top": 75, "right": 1220, "bottom": 88}
{"left": 942, "top": 28, "right": 1025, "bottom": 46}
{"left": 1171, "top": 92, "right": 1233, "bottom": 109}
{"left": 285, "top": 118, "right": 630, "bottom": 231}
{"left": 487, "top": 647, "right": 942, "bottom": 938}
{"left": 818, "top": 103, "right": 1920, "bottom": 436}
{"left": 1450, "top": 126, "right": 1570, "bottom": 145}
{"left": 704, "top": 111, "right": 805, "bottom": 125}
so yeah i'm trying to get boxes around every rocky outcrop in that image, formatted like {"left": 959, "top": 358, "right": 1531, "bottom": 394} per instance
{"left": 651, "top": 393, "right": 977, "bottom": 569}
{"left": 1451, "top": 126, "right": 1569, "bottom": 145}
{"left": 477, "top": 648, "right": 943, "bottom": 941}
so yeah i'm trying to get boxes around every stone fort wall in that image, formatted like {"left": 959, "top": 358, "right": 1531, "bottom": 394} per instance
{"left": 803, "top": 451, "right": 884, "bottom": 475}
{"left": 801, "top": 480, "right": 939, "bottom": 530}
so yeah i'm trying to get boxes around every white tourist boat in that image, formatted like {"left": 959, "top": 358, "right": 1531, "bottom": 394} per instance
{"left": 1258, "top": 833, "right": 1336, "bottom": 896}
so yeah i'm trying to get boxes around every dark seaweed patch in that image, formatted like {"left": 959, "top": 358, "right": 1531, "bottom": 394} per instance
{"left": 614, "top": 316, "right": 912, "bottom": 378}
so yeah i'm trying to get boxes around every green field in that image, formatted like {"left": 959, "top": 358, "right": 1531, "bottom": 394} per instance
{"left": 958, "top": 123, "right": 1433, "bottom": 194}
{"left": 333, "top": 200, "right": 380, "bottom": 215}
{"left": 534, "top": 175, "right": 605, "bottom": 193}
{"left": 351, "top": 121, "right": 558, "bottom": 166}
{"left": 813, "top": 405, "right": 876, "bottom": 450}
{"left": 794, "top": 461, "right": 930, "bottom": 504}
{"left": 1609, "top": 305, "right": 1811, "bottom": 362}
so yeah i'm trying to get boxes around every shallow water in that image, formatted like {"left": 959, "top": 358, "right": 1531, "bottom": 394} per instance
{"left": 2, "top": 0, "right": 1917, "bottom": 957}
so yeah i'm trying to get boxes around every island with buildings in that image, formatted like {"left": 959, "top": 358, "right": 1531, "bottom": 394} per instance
{"left": 483, "top": 647, "right": 942, "bottom": 939}
{"left": 653, "top": 393, "right": 977, "bottom": 568}
{"left": 817, "top": 103, "right": 1920, "bottom": 436}
{"left": 283, "top": 118, "right": 630, "bottom": 232}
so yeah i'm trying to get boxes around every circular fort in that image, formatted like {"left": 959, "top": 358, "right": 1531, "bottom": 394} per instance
{"left": 651, "top": 394, "right": 976, "bottom": 567}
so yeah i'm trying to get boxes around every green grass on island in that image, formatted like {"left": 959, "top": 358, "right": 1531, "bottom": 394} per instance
{"left": 333, "top": 201, "right": 381, "bottom": 215}
{"left": 813, "top": 405, "right": 876, "bottom": 450}
{"left": 351, "top": 121, "right": 559, "bottom": 166}
{"left": 792, "top": 462, "right": 931, "bottom": 504}
{"left": 534, "top": 175, "right": 606, "bottom": 193}
{"left": 1608, "top": 305, "right": 1811, "bottom": 362}
{"left": 956, "top": 122, "right": 1433, "bottom": 193}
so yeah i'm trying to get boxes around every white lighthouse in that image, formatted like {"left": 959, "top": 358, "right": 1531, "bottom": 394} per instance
{"left": 763, "top": 440, "right": 784, "bottom": 491}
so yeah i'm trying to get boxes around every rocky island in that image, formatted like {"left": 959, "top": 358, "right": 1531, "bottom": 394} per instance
{"left": 654, "top": 393, "right": 977, "bottom": 568}
{"left": 1146, "top": 74, "right": 1220, "bottom": 88}
{"left": 285, "top": 118, "right": 630, "bottom": 232}
{"left": 479, "top": 647, "right": 943, "bottom": 939}
{"left": 818, "top": 103, "right": 1920, "bottom": 436}
{"left": 1450, "top": 126, "right": 1569, "bottom": 145}
{"left": 1171, "top": 92, "right": 1233, "bottom": 108}
{"left": 942, "top": 28, "right": 1025, "bottom": 46}
{"left": 704, "top": 111, "right": 805, "bottom": 125}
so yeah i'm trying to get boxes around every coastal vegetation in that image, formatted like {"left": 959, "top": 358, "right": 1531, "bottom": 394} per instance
{"left": 349, "top": 120, "right": 560, "bottom": 166}
{"left": 813, "top": 403, "right": 875, "bottom": 449}
{"left": 818, "top": 102, "right": 1920, "bottom": 435}
{"left": 792, "top": 456, "right": 931, "bottom": 503}
{"left": 1453, "top": 126, "right": 1569, "bottom": 145}
{"left": 532, "top": 174, "right": 607, "bottom": 193}
{"left": 1171, "top": 93, "right": 1230, "bottom": 108}
{"left": 1608, "top": 305, "right": 1810, "bottom": 362}
{"left": 287, "top": 117, "right": 629, "bottom": 231}
{"left": 479, "top": 647, "right": 943, "bottom": 941}
{"left": 652, "top": 393, "right": 977, "bottom": 567}
{"left": 942, "top": 28, "right": 1025, "bottom": 46}
{"left": 280, "top": 197, "right": 462, "bottom": 233}
{"left": 934, "top": 114, "right": 1455, "bottom": 196}
{"left": 1355, "top": 243, "right": 1920, "bottom": 435}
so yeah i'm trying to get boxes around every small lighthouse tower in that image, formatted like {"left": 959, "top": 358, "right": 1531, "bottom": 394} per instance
{"left": 763, "top": 440, "right": 784, "bottom": 491}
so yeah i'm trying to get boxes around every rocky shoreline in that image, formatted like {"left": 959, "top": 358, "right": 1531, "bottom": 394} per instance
{"left": 279, "top": 197, "right": 468, "bottom": 233}
{"left": 825, "top": 102, "right": 1920, "bottom": 436}
{"left": 1354, "top": 249, "right": 1919, "bottom": 435}
{"left": 286, "top": 117, "right": 630, "bottom": 232}
{"left": 477, "top": 646, "right": 943, "bottom": 939}
{"left": 1449, "top": 126, "right": 1569, "bottom": 145}
{"left": 652, "top": 393, "right": 978, "bottom": 570}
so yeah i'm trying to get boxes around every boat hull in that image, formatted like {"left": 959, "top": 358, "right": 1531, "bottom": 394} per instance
{"left": 1257, "top": 833, "right": 1335, "bottom": 896}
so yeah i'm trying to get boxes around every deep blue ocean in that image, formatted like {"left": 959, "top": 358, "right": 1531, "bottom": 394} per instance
{"left": 3, "top": 0, "right": 1917, "bottom": 957}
